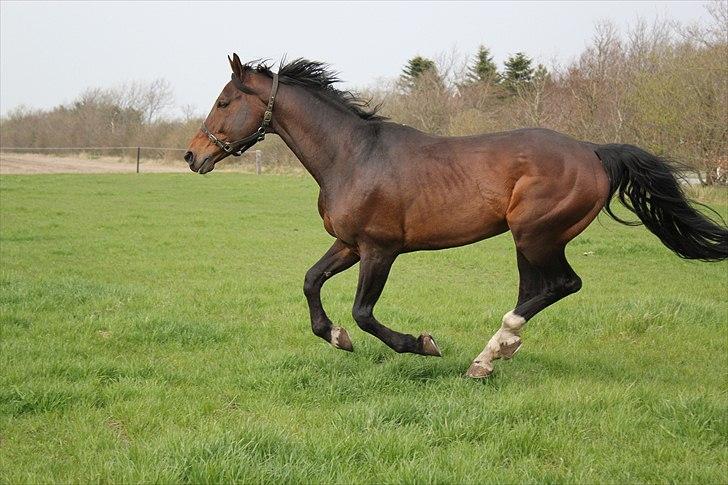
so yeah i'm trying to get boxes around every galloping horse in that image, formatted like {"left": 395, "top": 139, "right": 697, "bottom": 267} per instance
{"left": 185, "top": 54, "right": 727, "bottom": 378}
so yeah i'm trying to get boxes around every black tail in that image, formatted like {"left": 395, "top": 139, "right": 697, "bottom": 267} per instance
{"left": 595, "top": 144, "right": 727, "bottom": 262}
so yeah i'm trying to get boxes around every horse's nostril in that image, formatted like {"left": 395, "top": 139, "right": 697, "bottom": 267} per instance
{"left": 184, "top": 151, "right": 194, "bottom": 165}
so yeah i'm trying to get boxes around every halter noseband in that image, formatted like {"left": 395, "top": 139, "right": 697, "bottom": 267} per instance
{"left": 200, "top": 72, "right": 279, "bottom": 157}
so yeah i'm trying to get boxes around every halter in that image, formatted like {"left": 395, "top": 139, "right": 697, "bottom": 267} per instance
{"left": 200, "top": 72, "right": 279, "bottom": 157}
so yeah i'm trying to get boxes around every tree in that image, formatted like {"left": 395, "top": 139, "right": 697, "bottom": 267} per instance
{"left": 465, "top": 45, "right": 499, "bottom": 85}
{"left": 115, "top": 78, "right": 174, "bottom": 124}
{"left": 394, "top": 56, "right": 449, "bottom": 133}
{"left": 533, "top": 64, "right": 549, "bottom": 84}
{"left": 400, "top": 55, "right": 438, "bottom": 91}
{"left": 503, "top": 52, "right": 534, "bottom": 93}
{"left": 514, "top": 63, "right": 551, "bottom": 127}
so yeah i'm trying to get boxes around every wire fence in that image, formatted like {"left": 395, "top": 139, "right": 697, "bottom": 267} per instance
{"left": 0, "top": 146, "right": 263, "bottom": 174}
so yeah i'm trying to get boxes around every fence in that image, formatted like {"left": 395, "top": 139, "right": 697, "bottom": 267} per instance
{"left": 0, "top": 146, "right": 264, "bottom": 174}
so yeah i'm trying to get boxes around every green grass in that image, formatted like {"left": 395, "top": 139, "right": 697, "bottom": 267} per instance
{"left": 1, "top": 173, "right": 726, "bottom": 484}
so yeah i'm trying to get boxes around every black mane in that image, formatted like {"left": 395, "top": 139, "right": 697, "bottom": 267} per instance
{"left": 244, "top": 58, "right": 385, "bottom": 121}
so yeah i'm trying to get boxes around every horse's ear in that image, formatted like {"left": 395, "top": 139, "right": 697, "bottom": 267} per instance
{"left": 228, "top": 52, "right": 246, "bottom": 80}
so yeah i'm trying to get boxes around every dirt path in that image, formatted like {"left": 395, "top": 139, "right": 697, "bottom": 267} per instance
{"left": 0, "top": 153, "right": 189, "bottom": 175}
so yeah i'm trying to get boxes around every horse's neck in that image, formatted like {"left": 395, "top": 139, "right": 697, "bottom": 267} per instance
{"left": 271, "top": 85, "right": 366, "bottom": 187}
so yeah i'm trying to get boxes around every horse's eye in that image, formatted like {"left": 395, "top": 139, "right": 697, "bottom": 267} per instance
{"left": 217, "top": 100, "right": 229, "bottom": 108}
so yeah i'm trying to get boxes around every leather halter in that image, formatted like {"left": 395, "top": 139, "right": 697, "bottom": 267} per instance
{"left": 200, "top": 72, "right": 279, "bottom": 157}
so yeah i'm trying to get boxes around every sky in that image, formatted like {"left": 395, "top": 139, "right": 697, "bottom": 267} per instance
{"left": 0, "top": 1, "right": 710, "bottom": 118}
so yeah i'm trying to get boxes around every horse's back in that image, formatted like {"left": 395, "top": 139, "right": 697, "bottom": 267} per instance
{"left": 331, "top": 125, "right": 609, "bottom": 252}
{"left": 410, "top": 127, "right": 609, "bottom": 209}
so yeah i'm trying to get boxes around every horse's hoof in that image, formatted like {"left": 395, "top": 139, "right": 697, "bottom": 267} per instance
{"left": 500, "top": 336, "right": 522, "bottom": 359}
{"left": 465, "top": 361, "right": 493, "bottom": 379}
{"left": 419, "top": 333, "right": 442, "bottom": 357}
{"left": 330, "top": 326, "right": 353, "bottom": 352}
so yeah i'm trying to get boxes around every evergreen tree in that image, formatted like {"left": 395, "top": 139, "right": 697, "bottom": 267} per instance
{"left": 400, "top": 55, "right": 438, "bottom": 90}
{"left": 466, "top": 45, "right": 499, "bottom": 84}
{"left": 533, "top": 63, "right": 549, "bottom": 84}
{"left": 503, "top": 52, "right": 534, "bottom": 93}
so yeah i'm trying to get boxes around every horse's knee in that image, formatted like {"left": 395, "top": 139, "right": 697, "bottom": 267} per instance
{"left": 303, "top": 269, "right": 319, "bottom": 298}
{"left": 352, "top": 306, "right": 374, "bottom": 331}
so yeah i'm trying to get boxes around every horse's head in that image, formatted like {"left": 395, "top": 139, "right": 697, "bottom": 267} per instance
{"left": 185, "top": 53, "right": 277, "bottom": 174}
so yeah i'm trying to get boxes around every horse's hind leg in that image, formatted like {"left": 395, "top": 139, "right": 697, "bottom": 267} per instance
{"left": 351, "top": 246, "right": 441, "bottom": 356}
{"left": 304, "top": 239, "right": 360, "bottom": 351}
{"left": 466, "top": 247, "right": 582, "bottom": 378}
{"left": 465, "top": 163, "right": 604, "bottom": 378}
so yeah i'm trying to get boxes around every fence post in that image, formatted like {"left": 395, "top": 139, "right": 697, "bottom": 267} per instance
{"left": 255, "top": 150, "right": 261, "bottom": 175}
{"left": 136, "top": 147, "right": 141, "bottom": 173}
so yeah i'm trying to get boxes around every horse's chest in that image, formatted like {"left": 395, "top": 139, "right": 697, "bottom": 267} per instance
{"left": 317, "top": 192, "right": 339, "bottom": 238}
{"left": 318, "top": 191, "right": 370, "bottom": 244}
{"left": 322, "top": 212, "right": 337, "bottom": 238}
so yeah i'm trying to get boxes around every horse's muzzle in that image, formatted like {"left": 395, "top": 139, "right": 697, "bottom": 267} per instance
{"left": 183, "top": 151, "right": 214, "bottom": 174}
{"left": 197, "top": 157, "right": 215, "bottom": 174}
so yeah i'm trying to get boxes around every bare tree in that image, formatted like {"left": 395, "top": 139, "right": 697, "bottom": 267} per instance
{"left": 114, "top": 78, "right": 174, "bottom": 124}
{"left": 679, "top": 0, "right": 728, "bottom": 48}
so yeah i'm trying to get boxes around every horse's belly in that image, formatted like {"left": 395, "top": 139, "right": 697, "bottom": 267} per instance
{"left": 403, "top": 196, "right": 508, "bottom": 250}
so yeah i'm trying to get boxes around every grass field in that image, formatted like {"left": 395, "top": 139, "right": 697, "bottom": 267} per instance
{"left": 1, "top": 173, "right": 726, "bottom": 483}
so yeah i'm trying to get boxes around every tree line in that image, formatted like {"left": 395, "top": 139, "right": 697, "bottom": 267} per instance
{"left": 1, "top": 3, "right": 725, "bottom": 183}
{"left": 381, "top": 3, "right": 726, "bottom": 184}
{"left": 0, "top": 79, "right": 202, "bottom": 160}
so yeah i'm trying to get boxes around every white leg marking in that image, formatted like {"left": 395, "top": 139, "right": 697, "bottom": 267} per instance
{"left": 330, "top": 326, "right": 342, "bottom": 347}
{"left": 329, "top": 326, "right": 353, "bottom": 351}
{"left": 466, "top": 311, "right": 526, "bottom": 378}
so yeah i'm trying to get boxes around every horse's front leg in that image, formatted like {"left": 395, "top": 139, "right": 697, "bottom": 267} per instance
{"left": 351, "top": 246, "right": 441, "bottom": 356}
{"left": 304, "top": 239, "right": 360, "bottom": 351}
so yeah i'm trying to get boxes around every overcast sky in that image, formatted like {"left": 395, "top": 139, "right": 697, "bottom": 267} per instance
{"left": 0, "top": 1, "right": 710, "bottom": 118}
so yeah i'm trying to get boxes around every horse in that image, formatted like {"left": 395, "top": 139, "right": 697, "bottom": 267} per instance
{"left": 185, "top": 54, "right": 727, "bottom": 378}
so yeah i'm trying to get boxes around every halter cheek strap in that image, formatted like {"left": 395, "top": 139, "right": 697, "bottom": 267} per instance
{"left": 201, "top": 72, "right": 279, "bottom": 157}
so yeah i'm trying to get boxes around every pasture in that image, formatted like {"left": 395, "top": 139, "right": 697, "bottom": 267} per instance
{"left": 0, "top": 173, "right": 726, "bottom": 483}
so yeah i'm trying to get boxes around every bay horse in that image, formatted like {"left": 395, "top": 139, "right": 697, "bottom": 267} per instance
{"left": 185, "top": 54, "right": 727, "bottom": 378}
